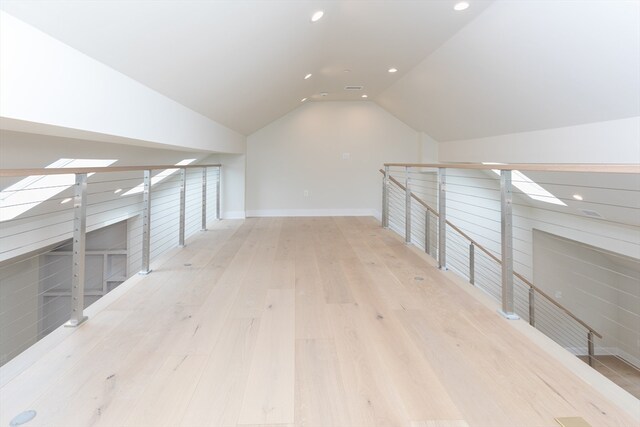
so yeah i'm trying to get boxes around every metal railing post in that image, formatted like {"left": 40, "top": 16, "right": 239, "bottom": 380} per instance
{"left": 587, "top": 331, "right": 595, "bottom": 367}
{"left": 382, "top": 166, "right": 389, "bottom": 228}
{"left": 65, "top": 173, "right": 88, "bottom": 327}
{"left": 499, "top": 170, "right": 519, "bottom": 320}
{"left": 405, "top": 167, "right": 411, "bottom": 244}
{"left": 216, "top": 167, "right": 221, "bottom": 220}
{"left": 139, "top": 170, "right": 152, "bottom": 275}
{"left": 469, "top": 243, "right": 475, "bottom": 285}
{"left": 201, "top": 167, "right": 207, "bottom": 231}
{"left": 438, "top": 168, "right": 447, "bottom": 270}
{"left": 179, "top": 168, "right": 186, "bottom": 247}
{"left": 425, "top": 211, "right": 431, "bottom": 255}
{"left": 529, "top": 287, "right": 535, "bottom": 326}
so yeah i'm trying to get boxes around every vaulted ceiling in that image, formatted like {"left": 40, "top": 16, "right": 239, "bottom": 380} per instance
{"left": 378, "top": 0, "right": 640, "bottom": 141}
{"left": 1, "top": 0, "right": 638, "bottom": 140}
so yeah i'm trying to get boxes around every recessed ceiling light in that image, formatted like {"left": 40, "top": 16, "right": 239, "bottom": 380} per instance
{"left": 361, "top": 94, "right": 368, "bottom": 98}
{"left": 301, "top": 97, "right": 308, "bottom": 102}
{"left": 454, "top": 2, "right": 470, "bottom": 11}
{"left": 304, "top": 73, "right": 312, "bottom": 80}
{"left": 320, "top": 92, "right": 328, "bottom": 97}
{"left": 60, "top": 198, "right": 72, "bottom": 204}
{"left": 114, "top": 188, "right": 122, "bottom": 194}
{"left": 388, "top": 68, "right": 398, "bottom": 73}
{"left": 343, "top": 69, "right": 351, "bottom": 73}
{"left": 311, "top": 10, "right": 324, "bottom": 22}
{"left": 572, "top": 194, "right": 583, "bottom": 201}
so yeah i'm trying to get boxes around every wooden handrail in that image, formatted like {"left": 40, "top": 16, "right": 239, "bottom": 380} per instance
{"left": 0, "top": 163, "right": 222, "bottom": 178}
{"left": 383, "top": 162, "right": 640, "bottom": 174}
{"left": 380, "top": 169, "right": 603, "bottom": 338}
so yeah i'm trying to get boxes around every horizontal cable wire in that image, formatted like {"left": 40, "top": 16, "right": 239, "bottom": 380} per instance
{"left": 1, "top": 235, "right": 134, "bottom": 319}
{"left": 1, "top": 168, "right": 221, "bottom": 367}
{"left": 534, "top": 239, "right": 640, "bottom": 282}
{"left": 0, "top": 230, "right": 75, "bottom": 255}
{"left": 511, "top": 203, "right": 640, "bottom": 231}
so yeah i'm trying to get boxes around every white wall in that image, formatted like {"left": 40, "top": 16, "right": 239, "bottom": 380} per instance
{"left": 202, "top": 153, "right": 246, "bottom": 219}
{"left": 533, "top": 231, "right": 640, "bottom": 365}
{"left": 0, "top": 130, "right": 205, "bottom": 170}
{"left": 419, "top": 132, "right": 439, "bottom": 163}
{"left": 246, "top": 101, "right": 420, "bottom": 217}
{"left": 438, "top": 117, "right": 640, "bottom": 164}
{"left": 0, "top": 257, "right": 39, "bottom": 365}
{"left": 615, "top": 263, "right": 640, "bottom": 365}
{"left": 0, "top": 130, "right": 218, "bottom": 262}
{"left": 0, "top": 11, "right": 245, "bottom": 154}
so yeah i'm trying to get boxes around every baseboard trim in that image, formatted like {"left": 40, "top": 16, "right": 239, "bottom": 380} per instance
{"left": 565, "top": 346, "right": 620, "bottom": 357}
{"left": 223, "top": 210, "right": 246, "bottom": 219}
{"left": 246, "top": 209, "right": 381, "bottom": 220}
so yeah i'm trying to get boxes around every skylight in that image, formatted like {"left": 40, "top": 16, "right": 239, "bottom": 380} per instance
{"left": 0, "top": 158, "right": 117, "bottom": 221}
{"left": 123, "top": 159, "right": 197, "bottom": 196}
{"left": 483, "top": 163, "right": 567, "bottom": 206}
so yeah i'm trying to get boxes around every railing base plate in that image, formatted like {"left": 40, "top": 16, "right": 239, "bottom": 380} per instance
{"left": 138, "top": 270, "right": 152, "bottom": 276}
{"left": 498, "top": 310, "right": 520, "bottom": 320}
{"left": 64, "top": 316, "right": 88, "bottom": 328}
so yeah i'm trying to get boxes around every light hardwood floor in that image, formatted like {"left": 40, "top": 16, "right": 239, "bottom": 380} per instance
{"left": 0, "top": 217, "right": 636, "bottom": 427}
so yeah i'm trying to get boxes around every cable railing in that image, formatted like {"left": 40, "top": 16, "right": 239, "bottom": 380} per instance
{"left": 381, "top": 163, "right": 640, "bottom": 398}
{"left": 0, "top": 163, "right": 221, "bottom": 366}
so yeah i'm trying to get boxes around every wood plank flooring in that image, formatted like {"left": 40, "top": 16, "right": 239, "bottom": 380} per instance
{"left": 0, "top": 217, "right": 636, "bottom": 427}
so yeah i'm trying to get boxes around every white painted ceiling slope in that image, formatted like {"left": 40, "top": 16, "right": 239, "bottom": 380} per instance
{"left": 379, "top": 0, "right": 640, "bottom": 141}
{"left": 0, "top": 0, "right": 491, "bottom": 135}
{"left": 1, "top": 1, "right": 638, "bottom": 141}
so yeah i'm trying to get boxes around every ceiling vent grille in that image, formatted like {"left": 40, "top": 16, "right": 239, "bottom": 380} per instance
{"left": 580, "top": 209, "right": 604, "bottom": 219}
{"left": 344, "top": 85, "right": 363, "bottom": 91}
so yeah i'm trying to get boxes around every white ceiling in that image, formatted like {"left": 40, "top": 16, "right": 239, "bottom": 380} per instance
{"left": 378, "top": 0, "right": 640, "bottom": 141}
{"left": 1, "top": 1, "right": 638, "bottom": 141}
{"left": 0, "top": 0, "right": 491, "bottom": 135}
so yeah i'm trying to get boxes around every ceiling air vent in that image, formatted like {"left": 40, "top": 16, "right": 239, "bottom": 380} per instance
{"left": 580, "top": 209, "right": 604, "bottom": 219}
{"left": 344, "top": 85, "right": 363, "bottom": 91}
